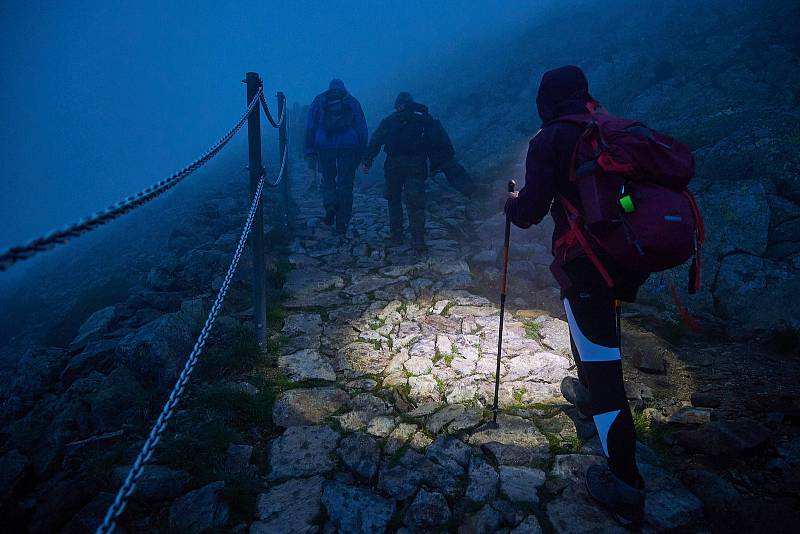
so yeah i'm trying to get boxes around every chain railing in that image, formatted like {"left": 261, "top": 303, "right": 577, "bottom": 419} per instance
{"left": 95, "top": 173, "right": 267, "bottom": 534}
{"left": 0, "top": 71, "right": 292, "bottom": 533}
{"left": 0, "top": 87, "right": 263, "bottom": 272}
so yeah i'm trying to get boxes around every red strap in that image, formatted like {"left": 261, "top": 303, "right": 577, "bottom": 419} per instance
{"left": 667, "top": 276, "right": 700, "bottom": 331}
{"left": 597, "top": 153, "right": 634, "bottom": 174}
{"left": 559, "top": 197, "right": 615, "bottom": 288}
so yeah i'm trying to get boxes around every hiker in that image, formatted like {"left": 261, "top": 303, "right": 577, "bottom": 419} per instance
{"left": 504, "top": 65, "right": 702, "bottom": 527}
{"left": 362, "top": 92, "right": 439, "bottom": 253}
{"left": 305, "top": 79, "right": 368, "bottom": 234}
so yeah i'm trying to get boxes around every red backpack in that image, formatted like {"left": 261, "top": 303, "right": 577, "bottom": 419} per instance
{"left": 554, "top": 104, "right": 705, "bottom": 293}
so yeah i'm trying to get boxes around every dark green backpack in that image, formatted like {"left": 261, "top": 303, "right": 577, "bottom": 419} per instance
{"left": 322, "top": 89, "right": 354, "bottom": 135}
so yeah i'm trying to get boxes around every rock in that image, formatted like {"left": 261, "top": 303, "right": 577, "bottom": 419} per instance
{"left": 404, "top": 355, "right": 433, "bottom": 375}
{"left": 72, "top": 306, "right": 116, "bottom": 346}
{"left": 8, "top": 347, "right": 66, "bottom": 402}
{"left": 278, "top": 349, "right": 336, "bottom": 382}
{"left": 405, "top": 489, "right": 452, "bottom": 528}
{"left": 714, "top": 253, "right": 800, "bottom": 329}
{"left": 147, "top": 266, "right": 174, "bottom": 290}
{"left": 378, "top": 458, "right": 423, "bottom": 500}
{"left": 426, "top": 435, "right": 472, "bottom": 474}
{"left": 180, "top": 297, "right": 206, "bottom": 332}
{"left": 252, "top": 476, "right": 324, "bottom": 534}
{"left": 116, "top": 313, "right": 194, "bottom": 388}
{"left": 682, "top": 469, "right": 739, "bottom": 516}
{"left": 640, "top": 462, "right": 704, "bottom": 530}
{"left": 674, "top": 419, "right": 770, "bottom": 456}
{"left": 408, "top": 375, "right": 441, "bottom": 402}
{"left": 510, "top": 515, "right": 544, "bottom": 534}
{"left": 60, "top": 339, "right": 118, "bottom": 385}
{"left": 550, "top": 454, "right": 605, "bottom": 485}
{"left": 691, "top": 391, "right": 721, "bottom": 408}
{"left": 272, "top": 387, "right": 350, "bottom": 427}
{"left": 224, "top": 444, "right": 253, "bottom": 474}
{"left": 466, "top": 455, "right": 499, "bottom": 504}
{"left": 62, "top": 492, "right": 115, "bottom": 533}
{"left": 407, "top": 402, "right": 442, "bottom": 418}
{"left": 632, "top": 349, "right": 666, "bottom": 374}
{"left": 322, "top": 481, "right": 395, "bottom": 534}
{"left": 338, "top": 432, "right": 380, "bottom": 481}
{"left": 366, "top": 415, "right": 397, "bottom": 437}
{"left": 498, "top": 465, "right": 545, "bottom": 504}
{"left": 536, "top": 317, "right": 571, "bottom": 355}
{"left": 426, "top": 404, "right": 467, "bottom": 434}
{"left": 282, "top": 313, "right": 323, "bottom": 338}
{"left": 668, "top": 407, "right": 713, "bottom": 425}
{"left": 112, "top": 464, "right": 189, "bottom": 500}
{"left": 385, "top": 422, "right": 419, "bottom": 455}
{"left": 269, "top": 425, "right": 340, "bottom": 479}
{"left": 283, "top": 267, "right": 344, "bottom": 295}
{"left": 778, "top": 437, "right": 800, "bottom": 465}
{"left": 468, "top": 415, "right": 550, "bottom": 466}
{"left": 0, "top": 450, "right": 29, "bottom": 497}
{"left": 547, "top": 484, "right": 627, "bottom": 534}
{"left": 29, "top": 479, "right": 96, "bottom": 533}
{"left": 459, "top": 503, "right": 503, "bottom": 534}
{"left": 169, "top": 481, "right": 229, "bottom": 533}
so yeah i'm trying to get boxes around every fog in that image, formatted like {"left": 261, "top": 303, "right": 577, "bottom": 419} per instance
{"left": 0, "top": 0, "right": 540, "bottom": 251}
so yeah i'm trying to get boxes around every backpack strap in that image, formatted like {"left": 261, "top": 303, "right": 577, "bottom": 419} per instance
{"left": 683, "top": 190, "right": 705, "bottom": 294}
{"left": 556, "top": 196, "right": 615, "bottom": 288}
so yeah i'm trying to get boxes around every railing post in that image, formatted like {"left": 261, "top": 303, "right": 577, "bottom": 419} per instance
{"left": 277, "top": 91, "right": 290, "bottom": 228}
{"left": 245, "top": 72, "right": 267, "bottom": 347}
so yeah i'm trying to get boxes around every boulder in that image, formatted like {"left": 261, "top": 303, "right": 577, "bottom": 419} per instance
{"left": 116, "top": 313, "right": 193, "bottom": 388}
{"left": 268, "top": 425, "right": 340, "bottom": 479}
{"left": 111, "top": 464, "right": 189, "bottom": 501}
{"left": 467, "top": 415, "right": 550, "bottom": 466}
{"left": 682, "top": 468, "right": 739, "bottom": 517}
{"left": 252, "top": 476, "right": 324, "bottom": 533}
{"left": 404, "top": 489, "right": 452, "bottom": 528}
{"left": 466, "top": 455, "right": 499, "bottom": 504}
{"left": 272, "top": 387, "right": 350, "bottom": 427}
{"left": 674, "top": 419, "right": 770, "bottom": 456}
{"left": 322, "top": 481, "right": 395, "bottom": 534}
{"left": 338, "top": 432, "right": 380, "bottom": 481}
{"left": 169, "top": 481, "right": 229, "bottom": 533}
{"left": 71, "top": 306, "right": 117, "bottom": 346}
{"left": 498, "top": 465, "right": 545, "bottom": 504}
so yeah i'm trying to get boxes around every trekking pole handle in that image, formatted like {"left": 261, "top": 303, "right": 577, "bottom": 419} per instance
{"left": 508, "top": 180, "right": 516, "bottom": 193}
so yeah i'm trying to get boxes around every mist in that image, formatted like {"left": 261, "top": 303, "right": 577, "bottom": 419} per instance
{"left": 0, "top": 0, "right": 538, "bottom": 251}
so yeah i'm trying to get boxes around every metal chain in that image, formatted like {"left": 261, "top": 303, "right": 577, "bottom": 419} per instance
{"left": 96, "top": 174, "right": 266, "bottom": 534}
{"left": 266, "top": 143, "right": 289, "bottom": 188}
{"left": 0, "top": 87, "right": 263, "bottom": 272}
{"left": 259, "top": 92, "right": 286, "bottom": 128}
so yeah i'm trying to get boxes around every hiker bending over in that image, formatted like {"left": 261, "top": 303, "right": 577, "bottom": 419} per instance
{"left": 363, "top": 92, "right": 440, "bottom": 253}
{"left": 506, "top": 66, "right": 649, "bottom": 526}
{"left": 305, "top": 79, "right": 368, "bottom": 235}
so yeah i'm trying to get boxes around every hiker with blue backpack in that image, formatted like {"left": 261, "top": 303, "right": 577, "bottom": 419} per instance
{"left": 305, "top": 79, "right": 368, "bottom": 235}
{"left": 504, "top": 65, "right": 703, "bottom": 527}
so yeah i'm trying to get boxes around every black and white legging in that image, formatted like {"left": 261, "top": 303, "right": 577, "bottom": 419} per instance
{"left": 563, "top": 286, "right": 641, "bottom": 486}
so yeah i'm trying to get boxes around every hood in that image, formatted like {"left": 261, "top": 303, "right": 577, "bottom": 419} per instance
{"left": 329, "top": 78, "right": 346, "bottom": 91}
{"left": 535, "top": 65, "right": 593, "bottom": 123}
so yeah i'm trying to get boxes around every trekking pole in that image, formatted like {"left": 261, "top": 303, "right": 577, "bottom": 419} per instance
{"left": 491, "top": 179, "right": 516, "bottom": 424}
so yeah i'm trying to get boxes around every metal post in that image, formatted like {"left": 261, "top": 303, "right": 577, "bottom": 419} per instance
{"left": 277, "top": 91, "right": 290, "bottom": 228}
{"left": 245, "top": 72, "right": 267, "bottom": 346}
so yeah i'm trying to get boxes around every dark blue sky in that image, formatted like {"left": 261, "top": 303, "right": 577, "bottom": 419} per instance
{"left": 0, "top": 0, "right": 540, "bottom": 250}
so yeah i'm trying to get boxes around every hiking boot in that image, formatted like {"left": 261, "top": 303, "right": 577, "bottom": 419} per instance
{"left": 324, "top": 209, "right": 335, "bottom": 226}
{"left": 585, "top": 464, "right": 645, "bottom": 529}
{"left": 560, "top": 376, "right": 592, "bottom": 419}
{"left": 412, "top": 238, "right": 427, "bottom": 255}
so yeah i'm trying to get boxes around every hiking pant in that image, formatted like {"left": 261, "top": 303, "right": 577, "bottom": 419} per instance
{"left": 562, "top": 257, "right": 647, "bottom": 487}
{"left": 319, "top": 147, "right": 359, "bottom": 229}
{"left": 384, "top": 156, "right": 427, "bottom": 244}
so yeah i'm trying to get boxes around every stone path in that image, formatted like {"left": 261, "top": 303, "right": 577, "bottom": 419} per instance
{"left": 251, "top": 182, "right": 704, "bottom": 533}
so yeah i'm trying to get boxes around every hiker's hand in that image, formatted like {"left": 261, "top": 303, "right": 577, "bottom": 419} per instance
{"left": 504, "top": 196, "right": 517, "bottom": 216}
{"left": 508, "top": 191, "right": 519, "bottom": 199}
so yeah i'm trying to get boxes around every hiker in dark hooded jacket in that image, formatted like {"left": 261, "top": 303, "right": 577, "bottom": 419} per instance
{"left": 305, "top": 79, "right": 368, "bottom": 234}
{"left": 505, "top": 65, "right": 648, "bottom": 526}
{"left": 363, "top": 92, "right": 435, "bottom": 253}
